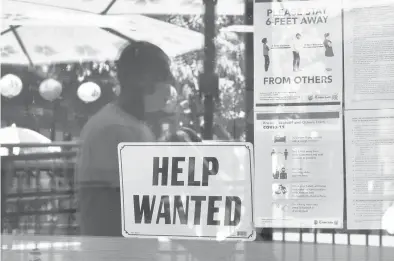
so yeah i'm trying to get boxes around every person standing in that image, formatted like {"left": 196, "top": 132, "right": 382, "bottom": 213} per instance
{"left": 292, "top": 33, "right": 303, "bottom": 72}
{"left": 323, "top": 33, "right": 334, "bottom": 71}
{"left": 76, "top": 41, "right": 176, "bottom": 237}
{"left": 262, "top": 38, "right": 270, "bottom": 72}
{"left": 280, "top": 167, "right": 287, "bottom": 180}
{"left": 274, "top": 169, "right": 280, "bottom": 179}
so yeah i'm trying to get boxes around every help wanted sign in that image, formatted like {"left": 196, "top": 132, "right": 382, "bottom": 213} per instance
{"left": 117, "top": 142, "right": 255, "bottom": 241}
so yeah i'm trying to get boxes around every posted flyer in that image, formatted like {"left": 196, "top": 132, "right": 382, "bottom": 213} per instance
{"left": 344, "top": 0, "right": 394, "bottom": 110}
{"left": 254, "top": 0, "right": 343, "bottom": 105}
{"left": 253, "top": 105, "right": 344, "bottom": 228}
{"left": 345, "top": 109, "right": 394, "bottom": 229}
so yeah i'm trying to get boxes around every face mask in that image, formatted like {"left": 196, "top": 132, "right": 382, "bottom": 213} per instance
{"left": 144, "top": 83, "right": 179, "bottom": 138}
{"left": 144, "top": 83, "right": 178, "bottom": 113}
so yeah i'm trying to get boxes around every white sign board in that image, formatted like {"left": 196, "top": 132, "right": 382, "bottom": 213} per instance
{"left": 254, "top": 105, "right": 344, "bottom": 228}
{"left": 254, "top": 0, "right": 343, "bottom": 105}
{"left": 117, "top": 142, "right": 256, "bottom": 241}
{"left": 345, "top": 109, "right": 394, "bottom": 229}
{"left": 343, "top": 0, "right": 394, "bottom": 110}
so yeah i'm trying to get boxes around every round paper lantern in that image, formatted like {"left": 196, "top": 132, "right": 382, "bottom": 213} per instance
{"left": 39, "top": 78, "right": 62, "bottom": 101}
{"left": 77, "top": 81, "right": 101, "bottom": 103}
{"left": 0, "top": 74, "right": 23, "bottom": 98}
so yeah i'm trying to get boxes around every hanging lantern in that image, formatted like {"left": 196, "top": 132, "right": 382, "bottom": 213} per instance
{"left": 39, "top": 78, "right": 62, "bottom": 101}
{"left": 77, "top": 81, "right": 101, "bottom": 103}
{"left": 0, "top": 74, "right": 23, "bottom": 98}
{"left": 163, "top": 86, "right": 178, "bottom": 113}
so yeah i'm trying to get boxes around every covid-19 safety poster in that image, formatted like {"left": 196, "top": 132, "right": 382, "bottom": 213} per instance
{"left": 254, "top": 0, "right": 394, "bottom": 230}
{"left": 253, "top": 0, "right": 344, "bottom": 229}
{"left": 254, "top": 0, "right": 343, "bottom": 105}
{"left": 253, "top": 105, "right": 344, "bottom": 228}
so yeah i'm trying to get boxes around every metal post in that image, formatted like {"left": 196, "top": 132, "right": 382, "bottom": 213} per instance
{"left": 245, "top": 0, "right": 254, "bottom": 144}
{"left": 244, "top": 0, "right": 273, "bottom": 241}
{"left": 200, "top": 0, "right": 218, "bottom": 140}
{"left": 50, "top": 101, "right": 58, "bottom": 141}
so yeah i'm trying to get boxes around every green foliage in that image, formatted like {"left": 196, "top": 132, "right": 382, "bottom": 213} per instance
{"left": 155, "top": 14, "right": 246, "bottom": 138}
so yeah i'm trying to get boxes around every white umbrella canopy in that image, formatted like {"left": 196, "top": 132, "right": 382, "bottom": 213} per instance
{"left": 6, "top": 0, "right": 246, "bottom": 15}
{"left": 1, "top": 0, "right": 111, "bottom": 25}
{"left": 0, "top": 124, "right": 61, "bottom": 156}
{"left": 110, "top": 15, "right": 204, "bottom": 57}
{"left": 1, "top": 25, "right": 127, "bottom": 65}
{"left": 1, "top": 1, "right": 204, "bottom": 65}
{"left": 2, "top": 0, "right": 114, "bottom": 15}
{"left": 107, "top": 0, "right": 245, "bottom": 15}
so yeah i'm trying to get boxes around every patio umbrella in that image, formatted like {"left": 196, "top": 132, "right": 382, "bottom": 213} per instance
{"left": 5, "top": 0, "right": 246, "bottom": 15}
{"left": 1, "top": 1, "right": 204, "bottom": 65}
{"left": 0, "top": 124, "right": 61, "bottom": 156}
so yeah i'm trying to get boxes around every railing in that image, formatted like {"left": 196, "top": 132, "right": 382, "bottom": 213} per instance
{"left": 1, "top": 142, "right": 393, "bottom": 248}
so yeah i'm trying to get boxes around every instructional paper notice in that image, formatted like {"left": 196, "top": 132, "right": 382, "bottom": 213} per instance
{"left": 254, "top": 106, "right": 344, "bottom": 228}
{"left": 345, "top": 109, "right": 394, "bottom": 229}
{"left": 344, "top": 0, "right": 394, "bottom": 109}
{"left": 254, "top": 0, "right": 343, "bottom": 105}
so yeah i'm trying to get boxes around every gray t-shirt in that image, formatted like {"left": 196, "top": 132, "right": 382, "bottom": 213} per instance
{"left": 76, "top": 103, "right": 156, "bottom": 236}
{"left": 76, "top": 103, "right": 155, "bottom": 188}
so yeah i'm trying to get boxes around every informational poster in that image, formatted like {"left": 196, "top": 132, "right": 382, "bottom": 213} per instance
{"left": 254, "top": 106, "right": 344, "bottom": 228}
{"left": 345, "top": 109, "right": 394, "bottom": 229}
{"left": 254, "top": 0, "right": 343, "bottom": 105}
{"left": 117, "top": 142, "right": 256, "bottom": 241}
{"left": 344, "top": 0, "right": 394, "bottom": 110}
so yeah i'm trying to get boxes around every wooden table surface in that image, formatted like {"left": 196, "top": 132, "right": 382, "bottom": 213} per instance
{"left": 1, "top": 234, "right": 394, "bottom": 261}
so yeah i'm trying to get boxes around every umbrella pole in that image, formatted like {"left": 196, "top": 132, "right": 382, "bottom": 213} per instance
{"left": 50, "top": 101, "right": 58, "bottom": 141}
{"left": 201, "top": 0, "right": 218, "bottom": 140}
{"left": 245, "top": 0, "right": 254, "bottom": 145}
